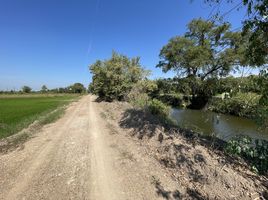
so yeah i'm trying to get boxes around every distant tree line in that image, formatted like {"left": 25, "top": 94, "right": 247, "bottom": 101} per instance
{"left": 0, "top": 83, "right": 86, "bottom": 94}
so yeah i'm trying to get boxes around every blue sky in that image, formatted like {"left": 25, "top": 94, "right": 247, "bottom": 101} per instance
{"left": 0, "top": 0, "right": 247, "bottom": 91}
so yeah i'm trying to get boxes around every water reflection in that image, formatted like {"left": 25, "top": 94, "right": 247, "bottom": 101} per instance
{"left": 170, "top": 109, "right": 268, "bottom": 141}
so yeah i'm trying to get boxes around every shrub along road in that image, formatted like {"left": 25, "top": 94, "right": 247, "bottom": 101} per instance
{"left": 0, "top": 95, "right": 178, "bottom": 200}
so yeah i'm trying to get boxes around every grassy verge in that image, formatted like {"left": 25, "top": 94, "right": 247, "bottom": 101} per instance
{"left": 0, "top": 106, "right": 68, "bottom": 153}
{"left": 0, "top": 94, "right": 80, "bottom": 139}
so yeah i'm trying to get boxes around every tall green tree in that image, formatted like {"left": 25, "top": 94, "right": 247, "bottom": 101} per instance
{"left": 22, "top": 86, "right": 32, "bottom": 93}
{"left": 158, "top": 18, "right": 248, "bottom": 80}
{"left": 89, "top": 51, "right": 147, "bottom": 101}
{"left": 157, "top": 18, "right": 248, "bottom": 107}
{"left": 41, "top": 85, "right": 48, "bottom": 93}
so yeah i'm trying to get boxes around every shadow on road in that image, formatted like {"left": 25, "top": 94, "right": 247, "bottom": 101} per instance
{"left": 153, "top": 177, "right": 208, "bottom": 200}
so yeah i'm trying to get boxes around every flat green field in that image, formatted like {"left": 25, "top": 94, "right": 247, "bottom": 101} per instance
{"left": 0, "top": 94, "right": 80, "bottom": 139}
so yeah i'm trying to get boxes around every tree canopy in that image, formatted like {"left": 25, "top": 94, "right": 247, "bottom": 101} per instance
{"left": 89, "top": 51, "right": 148, "bottom": 101}
{"left": 41, "top": 85, "right": 48, "bottom": 93}
{"left": 157, "top": 18, "right": 248, "bottom": 81}
{"left": 204, "top": 0, "right": 268, "bottom": 66}
{"left": 22, "top": 86, "right": 32, "bottom": 93}
{"left": 70, "top": 83, "right": 86, "bottom": 94}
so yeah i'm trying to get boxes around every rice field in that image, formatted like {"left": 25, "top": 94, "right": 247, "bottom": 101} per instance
{"left": 0, "top": 94, "right": 80, "bottom": 139}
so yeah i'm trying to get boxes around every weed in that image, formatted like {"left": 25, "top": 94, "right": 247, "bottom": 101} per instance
{"left": 225, "top": 135, "right": 268, "bottom": 174}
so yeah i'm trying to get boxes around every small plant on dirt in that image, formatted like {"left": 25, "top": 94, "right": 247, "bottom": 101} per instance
{"left": 225, "top": 135, "right": 268, "bottom": 174}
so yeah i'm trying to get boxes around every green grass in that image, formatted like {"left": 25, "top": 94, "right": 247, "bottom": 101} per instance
{"left": 0, "top": 94, "right": 80, "bottom": 139}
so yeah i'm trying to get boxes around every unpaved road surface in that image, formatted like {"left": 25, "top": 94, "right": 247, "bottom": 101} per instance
{"left": 0, "top": 95, "right": 178, "bottom": 200}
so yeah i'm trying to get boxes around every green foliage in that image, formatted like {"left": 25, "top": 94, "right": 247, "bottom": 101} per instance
{"left": 176, "top": 78, "right": 193, "bottom": 95}
{"left": 155, "top": 77, "right": 215, "bottom": 98}
{"left": 157, "top": 18, "right": 248, "bottom": 83}
{"left": 214, "top": 75, "right": 262, "bottom": 95}
{"left": 130, "top": 79, "right": 158, "bottom": 98}
{"left": 204, "top": 0, "right": 268, "bottom": 66}
{"left": 41, "top": 85, "right": 48, "bottom": 93}
{"left": 155, "top": 77, "right": 192, "bottom": 96}
{"left": 156, "top": 93, "right": 185, "bottom": 108}
{"left": 225, "top": 135, "right": 268, "bottom": 174}
{"left": 242, "top": 0, "right": 268, "bottom": 66}
{"left": 256, "top": 70, "right": 268, "bottom": 128}
{"left": 129, "top": 92, "right": 150, "bottom": 108}
{"left": 210, "top": 92, "right": 260, "bottom": 118}
{"left": 89, "top": 51, "right": 148, "bottom": 101}
{"left": 70, "top": 83, "right": 86, "bottom": 94}
{"left": 148, "top": 99, "right": 171, "bottom": 118}
{"left": 127, "top": 80, "right": 157, "bottom": 107}
{"left": 22, "top": 86, "right": 32, "bottom": 93}
{"left": 157, "top": 18, "right": 250, "bottom": 108}
{"left": 127, "top": 82, "right": 173, "bottom": 124}
{"left": 47, "top": 83, "right": 85, "bottom": 94}
{"left": 0, "top": 94, "right": 78, "bottom": 138}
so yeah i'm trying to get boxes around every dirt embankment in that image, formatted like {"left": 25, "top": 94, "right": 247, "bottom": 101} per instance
{"left": 99, "top": 100, "right": 268, "bottom": 200}
{"left": 0, "top": 95, "right": 267, "bottom": 200}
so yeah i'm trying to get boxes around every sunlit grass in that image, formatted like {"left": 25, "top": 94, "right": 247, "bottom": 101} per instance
{"left": 0, "top": 94, "right": 80, "bottom": 138}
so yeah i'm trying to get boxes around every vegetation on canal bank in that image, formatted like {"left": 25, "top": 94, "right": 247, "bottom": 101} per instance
{"left": 208, "top": 92, "right": 261, "bottom": 118}
{"left": 225, "top": 135, "right": 268, "bottom": 174}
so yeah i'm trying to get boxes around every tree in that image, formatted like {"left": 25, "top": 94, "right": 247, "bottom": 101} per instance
{"left": 158, "top": 18, "right": 248, "bottom": 80}
{"left": 204, "top": 0, "right": 268, "bottom": 66}
{"left": 70, "top": 83, "right": 86, "bottom": 93}
{"left": 157, "top": 18, "right": 248, "bottom": 107}
{"left": 89, "top": 51, "right": 148, "bottom": 101}
{"left": 41, "top": 85, "right": 48, "bottom": 93}
{"left": 203, "top": 0, "right": 267, "bottom": 126}
{"left": 242, "top": 0, "right": 268, "bottom": 66}
{"left": 22, "top": 86, "right": 32, "bottom": 93}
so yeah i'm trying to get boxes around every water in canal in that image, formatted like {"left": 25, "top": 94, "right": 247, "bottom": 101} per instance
{"left": 170, "top": 108, "right": 268, "bottom": 141}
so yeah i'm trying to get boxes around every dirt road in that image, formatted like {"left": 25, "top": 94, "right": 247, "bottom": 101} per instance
{"left": 0, "top": 95, "right": 178, "bottom": 200}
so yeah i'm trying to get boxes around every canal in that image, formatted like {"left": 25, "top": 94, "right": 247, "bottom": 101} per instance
{"left": 171, "top": 108, "right": 268, "bottom": 141}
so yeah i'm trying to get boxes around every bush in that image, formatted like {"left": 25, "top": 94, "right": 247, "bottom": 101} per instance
{"left": 127, "top": 83, "right": 173, "bottom": 124}
{"left": 225, "top": 135, "right": 268, "bottom": 174}
{"left": 209, "top": 92, "right": 260, "bottom": 118}
{"left": 148, "top": 99, "right": 171, "bottom": 118}
{"left": 127, "top": 80, "right": 157, "bottom": 108}
{"left": 128, "top": 91, "right": 150, "bottom": 108}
